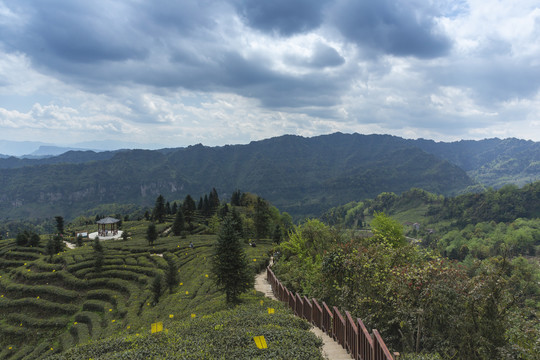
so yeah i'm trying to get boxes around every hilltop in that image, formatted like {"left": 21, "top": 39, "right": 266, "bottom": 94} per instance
{"left": 0, "top": 133, "right": 537, "bottom": 222}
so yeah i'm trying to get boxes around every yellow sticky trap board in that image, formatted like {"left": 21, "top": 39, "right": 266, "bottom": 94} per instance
{"left": 253, "top": 336, "right": 268, "bottom": 349}
{"left": 267, "top": 308, "right": 275, "bottom": 314}
{"left": 151, "top": 322, "right": 163, "bottom": 333}
{"left": 191, "top": 313, "right": 196, "bottom": 318}
{"left": 169, "top": 314, "right": 174, "bottom": 318}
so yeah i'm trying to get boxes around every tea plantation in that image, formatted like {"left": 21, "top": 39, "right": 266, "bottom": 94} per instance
{"left": 0, "top": 220, "right": 323, "bottom": 359}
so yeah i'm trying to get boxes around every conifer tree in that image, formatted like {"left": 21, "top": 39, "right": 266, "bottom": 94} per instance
{"left": 151, "top": 273, "right": 163, "bottom": 304}
{"left": 211, "top": 214, "right": 253, "bottom": 304}
{"left": 29, "top": 232, "right": 40, "bottom": 247}
{"left": 209, "top": 187, "right": 220, "bottom": 211}
{"left": 171, "top": 209, "right": 185, "bottom": 236}
{"left": 254, "top": 197, "right": 270, "bottom": 240}
{"left": 203, "top": 194, "right": 210, "bottom": 217}
{"left": 153, "top": 195, "right": 166, "bottom": 223}
{"left": 231, "top": 190, "right": 242, "bottom": 206}
{"left": 182, "top": 195, "right": 196, "bottom": 228}
{"left": 171, "top": 202, "right": 178, "bottom": 215}
{"left": 93, "top": 238, "right": 104, "bottom": 271}
{"left": 165, "top": 255, "right": 179, "bottom": 293}
{"left": 55, "top": 216, "right": 64, "bottom": 235}
{"left": 146, "top": 223, "right": 158, "bottom": 246}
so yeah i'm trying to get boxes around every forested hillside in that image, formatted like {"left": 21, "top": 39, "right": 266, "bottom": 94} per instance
{"left": 275, "top": 182, "right": 540, "bottom": 359}
{"left": 0, "top": 133, "right": 474, "bottom": 221}
{"left": 0, "top": 133, "right": 537, "bottom": 222}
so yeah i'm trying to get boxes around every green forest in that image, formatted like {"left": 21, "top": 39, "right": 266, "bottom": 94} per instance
{"left": 0, "top": 180, "right": 539, "bottom": 359}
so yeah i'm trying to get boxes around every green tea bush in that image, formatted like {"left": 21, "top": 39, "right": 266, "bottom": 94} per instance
{"left": 0, "top": 278, "right": 79, "bottom": 302}
{"left": 82, "top": 300, "right": 109, "bottom": 313}
{"left": 74, "top": 311, "right": 102, "bottom": 337}
{"left": 0, "top": 297, "right": 78, "bottom": 315}
{"left": 7, "top": 313, "right": 69, "bottom": 329}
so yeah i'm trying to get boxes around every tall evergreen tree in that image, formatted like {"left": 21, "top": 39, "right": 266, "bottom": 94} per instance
{"left": 211, "top": 214, "right": 254, "bottom": 304}
{"left": 254, "top": 197, "right": 270, "bottom": 240}
{"left": 171, "top": 209, "right": 185, "bottom": 236}
{"left": 29, "top": 232, "right": 40, "bottom": 247}
{"left": 209, "top": 188, "right": 220, "bottom": 211}
{"left": 16, "top": 232, "right": 29, "bottom": 246}
{"left": 231, "top": 189, "right": 242, "bottom": 206}
{"left": 55, "top": 216, "right": 64, "bottom": 235}
{"left": 203, "top": 194, "right": 211, "bottom": 217}
{"left": 171, "top": 202, "right": 178, "bottom": 215}
{"left": 146, "top": 223, "right": 158, "bottom": 246}
{"left": 153, "top": 195, "right": 166, "bottom": 223}
{"left": 165, "top": 201, "right": 171, "bottom": 215}
{"left": 93, "top": 238, "right": 104, "bottom": 272}
{"left": 151, "top": 273, "right": 163, "bottom": 304}
{"left": 182, "top": 195, "right": 196, "bottom": 228}
{"left": 165, "top": 255, "right": 179, "bottom": 294}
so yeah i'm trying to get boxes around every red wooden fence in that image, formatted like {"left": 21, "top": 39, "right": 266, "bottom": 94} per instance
{"left": 267, "top": 266, "right": 397, "bottom": 360}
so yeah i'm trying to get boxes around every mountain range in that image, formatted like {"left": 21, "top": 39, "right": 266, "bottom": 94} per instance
{"left": 0, "top": 133, "right": 537, "bottom": 221}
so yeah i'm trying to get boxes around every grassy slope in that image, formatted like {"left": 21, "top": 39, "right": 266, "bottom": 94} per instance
{"left": 0, "top": 220, "right": 322, "bottom": 359}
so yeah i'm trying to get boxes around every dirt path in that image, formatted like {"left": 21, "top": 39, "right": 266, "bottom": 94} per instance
{"left": 254, "top": 269, "right": 353, "bottom": 360}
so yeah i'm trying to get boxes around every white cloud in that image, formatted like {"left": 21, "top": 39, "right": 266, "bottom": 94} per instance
{"left": 0, "top": 0, "right": 538, "bottom": 148}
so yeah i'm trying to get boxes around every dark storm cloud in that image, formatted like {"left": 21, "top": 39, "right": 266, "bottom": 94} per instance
{"left": 330, "top": 0, "right": 452, "bottom": 58}
{"left": 0, "top": 0, "right": 351, "bottom": 110}
{"left": 286, "top": 43, "right": 345, "bottom": 69}
{"left": 234, "top": 0, "right": 331, "bottom": 36}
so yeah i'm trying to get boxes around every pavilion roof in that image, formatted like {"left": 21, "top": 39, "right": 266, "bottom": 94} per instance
{"left": 96, "top": 217, "right": 120, "bottom": 224}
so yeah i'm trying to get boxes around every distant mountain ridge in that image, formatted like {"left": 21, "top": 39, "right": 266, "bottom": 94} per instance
{"left": 0, "top": 133, "right": 537, "bottom": 221}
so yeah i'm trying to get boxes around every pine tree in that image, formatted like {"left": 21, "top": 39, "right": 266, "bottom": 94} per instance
{"left": 16, "top": 232, "right": 29, "bottom": 246}
{"left": 272, "top": 224, "right": 283, "bottom": 244}
{"left": 146, "top": 223, "right": 158, "bottom": 246}
{"left": 209, "top": 188, "right": 220, "bottom": 211}
{"left": 254, "top": 197, "right": 270, "bottom": 240}
{"left": 165, "top": 255, "right": 179, "bottom": 293}
{"left": 55, "top": 216, "right": 64, "bottom": 235}
{"left": 153, "top": 195, "right": 166, "bottom": 223}
{"left": 211, "top": 214, "right": 254, "bottom": 304}
{"left": 171, "top": 209, "right": 185, "bottom": 236}
{"left": 151, "top": 273, "right": 163, "bottom": 304}
{"left": 165, "top": 201, "right": 171, "bottom": 215}
{"left": 29, "top": 232, "right": 41, "bottom": 247}
{"left": 182, "top": 195, "right": 196, "bottom": 228}
{"left": 231, "top": 190, "right": 242, "bottom": 206}
{"left": 93, "top": 238, "right": 104, "bottom": 271}
{"left": 171, "top": 202, "right": 178, "bottom": 215}
{"left": 203, "top": 194, "right": 210, "bottom": 217}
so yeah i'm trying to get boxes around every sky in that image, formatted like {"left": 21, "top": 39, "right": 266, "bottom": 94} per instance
{"left": 0, "top": 0, "right": 539, "bottom": 151}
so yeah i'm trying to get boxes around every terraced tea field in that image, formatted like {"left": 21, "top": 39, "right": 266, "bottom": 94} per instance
{"left": 0, "top": 221, "right": 273, "bottom": 359}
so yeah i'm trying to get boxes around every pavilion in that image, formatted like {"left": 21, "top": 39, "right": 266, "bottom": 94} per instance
{"left": 96, "top": 217, "right": 120, "bottom": 237}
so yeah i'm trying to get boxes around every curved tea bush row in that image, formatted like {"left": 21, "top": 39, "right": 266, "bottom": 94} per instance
{"left": 0, "top": 297, "right": 78, "bottom": 315}
{"left": 82, "top": 299, "right": 112, "bottom": 314}
{"left": 69, "top": 322, "right": 91, "bottom": 347}
{"left": 6, "top": 312, "right": 69, "bottom": 329}
{"left": 74, "top": 311, "right": 103, "bottom": 337}
{"left": 0, "top": 278, "right": 79, "bottom": 302}
{"left": 0, "top": 258, "right": 25, "bottom": 269}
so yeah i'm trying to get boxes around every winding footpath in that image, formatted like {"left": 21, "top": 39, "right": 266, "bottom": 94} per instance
{"left": 255, "top": 268, "right": 353, "bottom": 360}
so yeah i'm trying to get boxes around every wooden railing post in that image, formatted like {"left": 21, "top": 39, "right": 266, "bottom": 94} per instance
{"left": 312, "top": 298, "right": 322, "bottom": 328}
{"left": 333, "top": 306, "right": 346, "bottom": 347}
{"left": 303, "top": 296, "right": 312, "bottom": 323}
{"left": 322, "top": 302, "right": 334, "bottom": 337}
{"left": 345, "top": 311, "right": 358, "bottom": 359}
{"left": 357, "top": 318, "right": 374, "bottom": 360}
